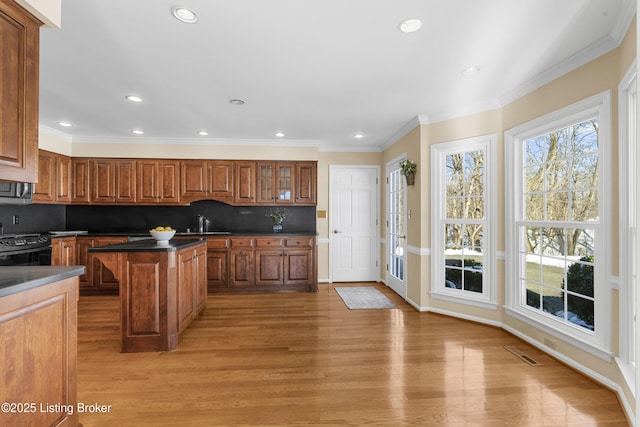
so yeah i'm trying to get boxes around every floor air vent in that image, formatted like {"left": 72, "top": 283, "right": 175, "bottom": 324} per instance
{"left": 504, "top": 346, "right": 542, "bottom": 366}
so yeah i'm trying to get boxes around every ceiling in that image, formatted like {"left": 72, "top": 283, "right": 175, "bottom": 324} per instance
{"left": 38, "top": 0, "right": 635, "bottom": 152}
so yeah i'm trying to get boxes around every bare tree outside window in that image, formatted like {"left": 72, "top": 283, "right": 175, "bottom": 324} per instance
{"left": 521, "top": 119, "right": 598, "bottom": 331}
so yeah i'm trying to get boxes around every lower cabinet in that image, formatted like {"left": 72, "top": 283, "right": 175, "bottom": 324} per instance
{"left": 177, "top": 243, "right": 207, "bottom": 334}
{"left": 52, "top": 236, "right": 126, "bottom": 295}
{"left": 215, "top": 235, "right": 316, "bottom": 292}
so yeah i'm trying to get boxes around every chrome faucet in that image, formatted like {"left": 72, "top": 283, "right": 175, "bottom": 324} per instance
{"left": 196, "top": 214, "right": 207, "bottom": 233}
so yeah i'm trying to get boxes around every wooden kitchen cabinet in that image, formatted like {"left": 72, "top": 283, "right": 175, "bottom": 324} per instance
{"left": 72, "top": 158, "right": 90, "bottom": 203}
{"left": 0, "top": 274, "right": 79, "bottom": 427}
{"left": 51, "top": 236, "right": 76, "bottom": 266}
{"left": 91, "top": 159, "right": 136, "bottom": 204}
{"left": 177, "top": 243, "right": 207, "bottom": 334}
{"left": 33, "top": 150, "right": 72, "bottom": 204}
{"left": 229, "top": 238, "right": 255, "bottom": 287}
{"left": 256, "top": 162, "right": 294, "bottom": 204}
{"left": 33, "top": 150, "right": 56, "bottom": 202}
{"left": 0, "top": 0, "right": 41, "bottom": 183}
{"left": 75, "top": 236, "right": 95, "bottom": 290}
{"left": 180, "top": 160, "right": 234, "bottom": 203}
{"left": 295, "top": 161, "right": 317, "bottom": 205}
{"left": 137, "top": 159, "right": 180, "bottom": 204}
{"left": 56, "top": 154, "right": 72, "bottom": 203}
{"left": 206, "top": 237, "right": 229, "bottom": 292}
{"left": 234, "top": 161, "right": 256, "bottom": 205}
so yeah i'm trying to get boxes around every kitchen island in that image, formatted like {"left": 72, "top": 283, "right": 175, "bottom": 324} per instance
{"left": 89, "top": 238, "right": 206, "bottom": 352}
{"left": 0, "top": 266, "right": 85, "bottom": 427}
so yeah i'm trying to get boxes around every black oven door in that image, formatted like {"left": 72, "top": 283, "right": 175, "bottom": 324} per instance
{"left": 0, "top": 247, "right": 51, "bottom": 266}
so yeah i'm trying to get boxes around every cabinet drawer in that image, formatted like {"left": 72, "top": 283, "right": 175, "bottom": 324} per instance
{"left": 255, "top": 238, "right": 283, "bottom": 248}
{"left": 284, "top": 237, "right": 313, "bottom": 248}
{"left": 207, "top": 237, "right": 229, "bottom": 248}
{"left": 230, "top": 238, "right": 254, "bottom": 248}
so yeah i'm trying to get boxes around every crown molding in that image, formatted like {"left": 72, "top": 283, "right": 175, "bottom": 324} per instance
{"left": 68, "top": 135, "right": 322, "bottom": 148}
{"left": 379, "top": 115, "right": 429, "bottom": 151}
{"left": 39, "top": 125, "right": 73, "bottom": 141}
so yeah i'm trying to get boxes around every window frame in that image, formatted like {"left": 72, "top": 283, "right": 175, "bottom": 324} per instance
{"left": 505, "top": 91, "right": 612, "bottom": 361}
{"left": 617, "top": 61, "right": 636, "bottom": 391}
{"left": 431, "top": 134, "right": 497, "bottom": 309}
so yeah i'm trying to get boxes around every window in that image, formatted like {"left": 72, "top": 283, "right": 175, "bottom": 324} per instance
{"left": 431, "top": 135, "right": 496, "bottom": 308}
{"left": 505, "top": 92, "right": 611, "bottom": 358}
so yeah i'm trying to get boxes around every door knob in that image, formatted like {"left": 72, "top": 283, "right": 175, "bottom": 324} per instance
{"left": 333, "top": 229, "right": 341, "bottom": 234}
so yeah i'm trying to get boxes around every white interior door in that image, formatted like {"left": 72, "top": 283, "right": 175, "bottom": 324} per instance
{"left": 386, "top": 156, "right": 407, "bottom": 299}
{"left": 330, "top": 166, "right": 379, "bottom": 282}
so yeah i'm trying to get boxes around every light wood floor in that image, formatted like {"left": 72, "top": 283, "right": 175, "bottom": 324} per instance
{"left": 76, "top": 283, "right": 629, "bottom": 426}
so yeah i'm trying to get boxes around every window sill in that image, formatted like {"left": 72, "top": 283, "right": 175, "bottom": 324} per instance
{"left": 504, "top": 306, "right": 613, "bottom": 362}
{"left": 430, "top": 290, "right": 498, "bottom": 311}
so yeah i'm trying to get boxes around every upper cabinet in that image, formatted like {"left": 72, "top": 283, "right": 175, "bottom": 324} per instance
{"left": 33, "top": 149, "right": 71, "bottom": 204}
{"left": 138, "top": 159, "right": 180, "bottom": 205}
{"left": 257, "top": 162, "right": 294, "bottom": 204}
{"left": 295, "top": 162, "right": 316, "bottom": 205}
{"left": 38, "top": 156, "right": 316, "bottom": 206}
{"left": 0, "top": 0, "right": 41, "bottom": 182}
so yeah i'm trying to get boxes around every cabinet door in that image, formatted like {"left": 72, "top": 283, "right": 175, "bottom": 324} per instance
{"left": 91, "top": 159, "right": 115, "bottom": 203}
{"left": 51, "top": 237, "right": 75, "bottom": 266}
{"left": 209, "top": 161, "right": 234, "bottom": 200}
{"left": 72, "top": 158, "right": 90, "bottom": 203}
{"left": 159, "top": 160, "right": 180, "bottom": 203}
{"left": 56, "top": 154, "right": 72, "bottom": 203}
{"left": 256, "top": 250, "right": 284, "bottom": 285}
{"left": 115, "top": 159, "right": 136, "bottom": 203}
{"left": 234, "top": 161, "right": 256, "bottom": 205}
{"left": 75, "top": 237, "right": 95, "bottom": 290}
{"left": 256, "top": 162, "right": 274, "bottom": 203}
{"left": 136, "top": 159, "right": 159, "bottom": 203}
{"left": 229, "top": 249, "right": 254, "bottom": 286}
{"left": 284, "top": 249, "right": 313, "bottom": 285}
{"left": 177, "top": 250, "right": 195, "bottom": 333}
{"left": 0, "top": 1, "right": 40, "bottom": 182}
{"left": 295, "top": 162, "right": 317, "bottom": 205}
{"left": 181, "top": 160, "right": 208, "bottom": 200}
{"left": 276, "top": 163, "right": 294, "bottom": 203}
{"left": 33, "top": 150, "right": 55, "bottom": 203}
{"left": 194, "top": 245, "right": 207, "bottom": 312}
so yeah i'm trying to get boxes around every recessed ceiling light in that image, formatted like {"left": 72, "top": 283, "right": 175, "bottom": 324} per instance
{"left": 125, "top": 95, "right": 143, "bottom": 102}
{"left": 197, "top": 130, "right": 209, "bottom": 136}
{"left": 57, "top": 121, "right": 73, "bottom": 127}
{"left": 131, "top": 129, "right": 144, "bottom": 135}
{"left": 354, "top": 133, "right": 365, "bottom": 139}
{"left": 399, "top": 18, "right": 422, "bottom": 33}
{"left": 229, "top": 99, "right": 245, "bottom": 105}
{"left": 274, "top": 132, "right": 285, "bottom": 138}
{"left": 461, "top": 66, "right": 480, "bottom": 76}
{"left": 171, "top": 7, "right": 197, "bottom": 24}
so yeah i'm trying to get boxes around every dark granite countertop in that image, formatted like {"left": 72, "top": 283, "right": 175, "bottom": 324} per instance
{"left": 0, "top": 266, "right": 86, "bottom": 298}
{"left": 52, "top": 231, "right": 318, "bottom": 238}
{"left": 89, "top": 238, "right": 206, "bottom": 253}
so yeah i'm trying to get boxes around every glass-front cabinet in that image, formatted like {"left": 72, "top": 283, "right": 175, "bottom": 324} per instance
{"left": 257, "top": 162, "right": 294, "bottom": 204}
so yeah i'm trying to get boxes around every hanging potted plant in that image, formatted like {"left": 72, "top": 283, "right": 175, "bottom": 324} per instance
{"left": 399, "top": 159, "right": 417, "bottom": 186}
{"left": 266, "top": 207, "right": 288, "bottom": 233}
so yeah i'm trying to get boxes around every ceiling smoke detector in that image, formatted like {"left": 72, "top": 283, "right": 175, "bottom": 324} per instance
{"left": 171, "top": 7, "right": 197, "bottom": 24}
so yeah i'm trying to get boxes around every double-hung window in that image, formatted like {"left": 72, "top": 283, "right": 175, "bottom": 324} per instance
{"left": 431, "top": 135, "right": 496, "bottom": 308}
{"left": 505, "top": 92, "right": 611, "bottom": 358}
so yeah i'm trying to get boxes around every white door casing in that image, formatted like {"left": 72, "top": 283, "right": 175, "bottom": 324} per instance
{"left": 329, "top": 165, "right": 380, "bottom": 282}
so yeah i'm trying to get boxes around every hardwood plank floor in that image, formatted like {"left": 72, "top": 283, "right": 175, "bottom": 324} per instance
{"left": 76, "top": 283, "right": 629, "bottom": 426}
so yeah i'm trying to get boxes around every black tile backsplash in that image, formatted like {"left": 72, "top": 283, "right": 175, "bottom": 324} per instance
{"left": 0, "top": 204, "right": 66, "bottom": 234}
{"left": 65, "top": 200, "right": 316, "bottom": 233}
